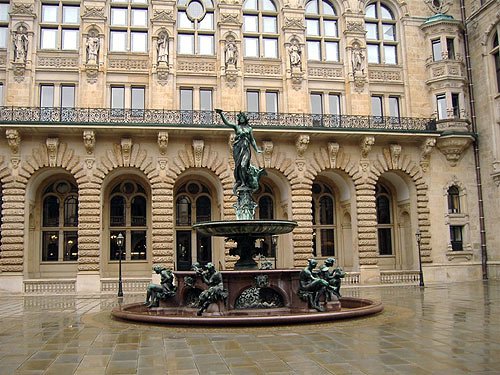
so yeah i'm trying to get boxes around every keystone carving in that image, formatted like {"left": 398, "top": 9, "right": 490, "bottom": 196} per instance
{"left": 295, "top": 135, "right": 310, "bottom": 157}
{"left": 192, "top": 139, "right": 204, "bottom": 168}
{"left": 420, "top": 138, "right": 436, "bottom": 172}
{"left": 390, "top": 144, "right": 401, "bottom": 169}
{"left": 328, "top": 142, "right": 340, "bottom": 168}
{"left": 360, "top": 136, "right": 375, "bottom": 159}
{"left": 46, "top": 138, "right": 59, "bottom": 167}
{"left": 437, "top": 136, "right": 473, "bottom": 167}
{"left": 158, "top": 131, "right": 169, "bottom": 155}
{"left": 121, "top": 138, "right": 132, "bottom": 166}
{"left": 83, "top": 130, "right": 95, "bottom": 154}
{"left": 262, "top": 141, "right": 274, "bottom": 168}
{"left": 6, "top": 129, "right": 21, "bottom": 154}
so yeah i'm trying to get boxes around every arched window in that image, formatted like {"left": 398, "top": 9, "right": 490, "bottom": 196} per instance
{"left": 109, "top": 180, "right": 148, "bottom": 261}
{"left": 255, "top": 182, "right": 275, "bottom": 257}
{"left": 243, "top": 0, "right": 279, "bottom": 58}
{"left": 376, "top": 182, "right": 393, "bottom": 255}
{"left": 109, "top": 0, "right": 148, "bottom": 52}
{"left": 365, "top": 1, "right": 398, "bottom": 64}
{"left": 177, "top": 0, "right": 215, "bottom": 55}
{"left": 312, "top": 182, "right": 336, "bottom": 257}
{"left": 41, "top": 180, "right": 78, "bottom": 262}
{"left": 447, "top": 185, "right": 460, "bottom": 214}
{"left": 305, "top": 0, "right": 339, "bottom": 61}
{"left": 175, "top": 181, "right": 212, "bottom": 270}
{"left": 491, "top": 30, "right": 500, "bottom": 93}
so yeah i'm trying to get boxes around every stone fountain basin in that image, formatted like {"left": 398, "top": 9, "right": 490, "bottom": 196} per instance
{"left": 193, "top": 220, "right": 298, "bottom": 237}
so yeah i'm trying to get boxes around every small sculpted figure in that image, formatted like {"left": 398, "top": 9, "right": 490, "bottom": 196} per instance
{"left": 351, "top": 45, "right": 365, "bottom": 74}
{"left": 288, "top": 40, "right": 301, "bottom": 68}
{"left": 224, "top": 41, "right": 238, "bottom": 67}
{"left": 86, "top": 35, "right": 99, "bottom": 64}
{"left": 144, "top": 266, "right": 176, "bottom": 307}
{"left": 13, "top": 29, "right": 29, "bottom": 63}
{"left": 320, "top": 257, "right": 345, "bottom": 300}
{"left": 298, "top": 258, "right": 329, "bottom": 311}
{"left": 196, "top": 262, "right": 228, "bottom": 316}
{"left": 157, "top": 33, "right": 168, "bottom": 64}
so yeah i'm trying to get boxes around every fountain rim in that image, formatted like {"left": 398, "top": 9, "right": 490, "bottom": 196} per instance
{"left": 192, "top": 219, "right": 298, "bottom": 237}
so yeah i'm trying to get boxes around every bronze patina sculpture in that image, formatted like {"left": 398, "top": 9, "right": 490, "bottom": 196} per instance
{"left": 195, "top": 262, "right": 228, "bottom": 316}
{"left": 320, "top": 257, "right": 346, "bottom": 300}
{"left": 298, "top": 258, "right": 329, "bottom": 312}
{"left": 144, "top": 266, "right": 176, "bottom": 307}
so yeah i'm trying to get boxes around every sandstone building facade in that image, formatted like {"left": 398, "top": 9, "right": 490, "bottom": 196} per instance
{"left": 0, "top": 0, "right": 498, "bottom": 293}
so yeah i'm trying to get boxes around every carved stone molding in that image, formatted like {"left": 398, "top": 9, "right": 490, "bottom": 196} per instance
{"left": 6, "top": 129, "right": 21, "bottom": 154}
{"left": 85, "top": 64, "right": 99, "bottom": 84}
{"left": 346, "top": 21, "right": 365, "bottom": 33}
{"left": 360, "top": 136, "right": 375, "bottom": 159}
{"left": 245, "top": 63, "right": 281, "bottom": 75}
{"left": 283, "top": 17, "right": 305, "bottom": 30}
{"left": 492, "top": 161, "right": 500, "bottom": 187}
{"left": 81, "top": 6, "right": 105, "bottom": 20}
{"left": 158, "top": 158, "right": 168, "bottom": 170}
{"left": 295, "top": 135, "right": 310, "bottom": 157}
{"left": 225, "top": 67, "right": 238, "bottom": 88}
{"left": 152, "top": 10, "right": 174, "bottom": 22}
{"left": 12, "top": 61, "right": 26, "bottom": 83}
{"left": 446, "top": 250, "right": 473, "bottom": 261}
{"left": 389, "top": 144, "right": 401, "bottom": 168}
{"left": 85, "top": 158, "right": 95, "bottom": 169}
{"left": 437, "top": 136, "right": 473, "bottom": 167}
{"left": 83, "top": 130, "right": 95, "bottom": 155}
{"left": 38, "top": 56, "right": 79, "bottom": 68}
{"left": 192, "top": 139, "right": 204, "bottom": 168}
{"left": 368, "top": 69, "right": 402, "bottom": 81}
{"left": 220, "top": 13, "right": 240, "bottom": 25}
{"left": 424, "top": 0, "right": 453, "bottom": 14}
{"left": 308, "top": 67, "right": 343, "bottom": 79}
{"left": 109, "top": 58, "right": 148, "bottom": 70}
{"left": 420, "top": 138, "right": 436, "bottom": 172}
{"left": 11, "top": 3, "right": 35, "bottom": 16}
{"left": 291, "top": 71, "right": 304, "bottom": 90}
{"left": 156, "top": 65, "right": 169, "bottom": 85}
{"left": 328, "top": 142, "right": 340, "bottom": 168}
{"left": 158, "top": 131, "right": 168, "bottom": 155}
{"left": 177, "top": 61, "right": 216, "bottom": 73}
{"left": 262, "top": 141, "right": 273, "bottom": 168}
{"left": 46, "top": 138, "right": 59, "bottom": 167}
{"left": 121, "top": 138, "right": 132, "bottom": 165}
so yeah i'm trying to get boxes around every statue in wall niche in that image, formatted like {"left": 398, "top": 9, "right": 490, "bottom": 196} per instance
{"left": 319, "top": 257, "right": 346, "bottom": 300}
{"left": 194, "top": 262, "right": 228, "bottom": 316}
{"left": 224, "top": 40, "right": 238, "bottom": 68}
{"left": 86, "top": 34, "right": 100, "bottom": 64}
{"left": 298, "top": 258, "right": 329, "bottom": 312}
{"left": 13, "top": 27, "right": 29, "bottom": 63}
{"left": 157, "top": 33, "right": 169, "bottom": 64}
{"left": 351, "top": 44, "right": 365, "bottom": 75}
{"left": 144, "top": 266, "right": 177, "bottom": 307}
{"left": 288, "top": 39, "right": 302, "bottom": 69}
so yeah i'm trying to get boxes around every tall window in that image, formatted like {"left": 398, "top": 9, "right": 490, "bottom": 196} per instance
{"left": 200, "top": 88, "right": 213, "bottom": 123}
{"left": 432, "top": 39, "right": 442, "bottom": 61}
{"left": 376, "top": 182, "right": 393, "bottom": 255}
{"left": 177, "top": 0, "right": 215, "bottom": 55}
{"left": 109, "top": 180, "right": 148, "bottom": 261}
{"left": 436, "top": 93, "right": 446, "bottom": 119}
{"left": 312, "top": 182, "right": 336, "bottom": 257}
{"left": 305, "top": 0, "right": 339, "bottom": 61}
{"left": 175, "top": 181, "right": 212, "bottom": 270}
{"left": 40, "top": 84, "right": 55, "bottom": 107}
{"left": 0, "top": 1, "right": 9, "bottom": 49}
{"left": 447, "top": 185, "right": 460, "bottom": 214}
{"left": 446, "top": 37, "right": 455, "bottom": 59}
{"left": 243, "top": 0, "right": 279, "bottom": 58}
{"left": 0, "top": 83, "right": 3, "bottom": 106}
{"left": 61, "top": 85, "right": 75, "bottom": 108}
{"left": 180, "top": 87, "right": 193, "bottom": 123}
{"left": 247, "top": 90, "right": 260, "bottom": 113}
{"left": 451, "top": 93, "right": 460, "bottom": 118}
{"left": 371, "top": 95, "right": 383, "bottom": 117}
{"left": 491, "top": 31, "right": 500, "bottom": 93}
{"left": 365, "top": 1, "right": 397, "bottom": 64}
{"left": 41, "top": 180, "right": 78, "bottom": 262}
{"left": 40, "top": 1, "right": 80, "bottom": 50}
{"left": 110, "top": 0, "right": 148, "bottom": 52}
{"left": 450, "top": 226, "right": 463, "bottom": 251}
{"left": 255, "top": 182, "right": 275, "bottom": 257}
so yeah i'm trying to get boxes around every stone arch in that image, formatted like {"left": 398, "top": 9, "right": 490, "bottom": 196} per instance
{"left": 357, "top": 0, "right": 409, "bottom": 18}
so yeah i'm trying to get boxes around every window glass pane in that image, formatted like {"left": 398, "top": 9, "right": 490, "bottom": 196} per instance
{"left": 319, "top": 196, "right": 334, "bottom": 225}
{"left": 307, "top": 40, "right": 321, "bottom": 60}
{"left": 63, "top": 6, "right": 79, "bottom": 24}
{"left": 131, "top": 9, "right": 147, "bottom": 27}
{"left": 365, "top": 4, "right": 376, "bottom": 18}
{"left": 451, "top": 93, "right": 460, "bottom": 117}
{"left": 322, "top": 1, "right": 335, "bottom": 15}
{"left": 187, "top": 0, "right": 203, "bottom": 19}
{"left": 366, "top": 23, "right": 378, "bottom": 39}
{"left": 110, "top": 231, "right": 126, "bottom": 260}
{"left": 325, "top": 41, "right": 338, "bottom": 61}
{"left": 111, "top": 8, "right": 127, "bottom": 26}
{"left": 110, "top": 196, "right": 125, "bottom": 226}
{"left": 61, "top": 86, "right": 75, "bottom": 108}
{"left": 367, "top": 44, "right": 380, "bottom": 63}
{"left": 200, "top": 89, "right": 212, "bottom": 111}
{"left": 131, "top": 87, "right": 145, "bottom": 110}
{"left": 381, "top": 5, "right": 393, "bottom": 19}
{"left": 243, "top": 0, "right": 257, "bottom": 10}
{"left": 131, "top": 231, "right": 147, "bottom": 260}
{"left": 244, "top": 15, "right": 258, "bottom": 32}
{"left": 43, "top": 195, "right": 59, "bottom": 225}
{"left": 262, "top": 0, "right": 276, "bottom": 11}
{"left": 0, "top": 27, "right": 8, "bottom": 49}
{"left": 196, "top": 196, "right": 211, "bottom": 222}
{"left": 41, "top": 85, "right": 54, "bottom": 107}
{"left": 0, "top": 84, "right": 3, "bottom": 106}
{"left": 324, "top": 20, "right": 337, "bottom": 37}
{"left": 306, "top": 19, "right": 320, "bottom": 36}
{"left": 176, "top": 196, "right": 191, "bottom": 225}
{"left": 436, "top": 94, "right": 447, "bottom": 119}
{"left": 383, "top": 24, "right": 395, "bottom": 41}
{"left": 263, "top": 38, "right": 277, "bottom": 58}
{"left": 263, "top": 16, "right": 277, "bottom": 33}
{"left": 199, "top": 13, "right": 214, "bottom": 30}
{"left": 266, "top": 92, "right": 278, "bottom": 113}
{"left": 244, "top": 37, "right": 259, "bottom": 57}
{"left": 446, "top": 38, "right": 455, "bottom": 59}
{"left": 247, "top": 91, "right": 259, "bottom": 112}
{"left": 110, "top": 31, "right": 127, "bottom": 51}
{"left": 305, "top": 0, "right": 318, "bottom": 14}
{"left": 178, "top": 34, "right": 194, "bottom": 54}
{"left": 376, "top": 195, "right": 391, "bottom": 223}
{"left": 64, "top": 196, "right": 78, "bottom": 226}
{"left": 371, "top": 96, "right": 383, "bottom": 117}
{"left": 111, "top": 87, "right": 125, "bottom": 109}
{"left": 132, "top": 0, "right": 148, "bottom": 3}
{"left": 378, "top": 228, "right": 392, "bottom": 255}
{"left": 131, "top": 32, "right": 147, "bottom": 52}
{"left": 0, "top": 4, "right": 9, "bottom": 21}
{"left": 42, "top": 5, "right": 58, "bottom": 23}
{"left": 311, "top": 93, "right": 322, "bottom": 114}
{"left": 41, "top": 29, "right": 58, "bottom": 49}
{"left": 131, "top": 196, "right": 147, "bottom": 225}
{"left": 432, "top": 40, "right": 442, "bottom": 61}
{"left": 63, "top": 231, "right": 78, "bottom": 261}
{"left": 384, "top": 45, "right": 397, "bottom": 64}
{"left": 180, "top": 89, "right": 193, "bottom": 110}
{"left": 320, "top": 229, "right": 334, "bottom": 256}
{"left": 178, "top": 11, "right": 194, "bottom": 28}
{"left": 198, "top": 34, "right": 214, "bottom": 55}
{"left": 329, "top": 94, "right": 340, "bottom": 115}
{"left": 42, "top": 231, "right": 59, "bottom": 261}
{"left": 389, "top": 97, "right": 400, "bottom": 118}
{"left": 62, "top": 29, "right": 79, "bottom": 50}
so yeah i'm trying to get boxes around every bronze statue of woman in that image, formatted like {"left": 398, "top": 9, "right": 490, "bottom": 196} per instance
{"left": 216, "top": 109, "right": 265, "bottom": 194}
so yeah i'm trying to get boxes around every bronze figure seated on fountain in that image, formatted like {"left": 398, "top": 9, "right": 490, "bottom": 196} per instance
{"left": 144, "top": 266, "right": 177, "bottom": 308}
{"left": 319, "top": 257, "right": 346, "bottom": 300}
{"left": 193, "top": 262, "right": 228, "bottom": 316}
{"left": 298, "top": 258, "right": 330, "bottom": 312}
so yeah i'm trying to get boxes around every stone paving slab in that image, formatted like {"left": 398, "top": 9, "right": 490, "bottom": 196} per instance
{"left": 0, "top": 281, "right": 499, "bottom": 374}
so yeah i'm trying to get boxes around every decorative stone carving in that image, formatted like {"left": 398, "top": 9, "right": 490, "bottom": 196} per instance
{"left": 158, "top": 131, "right": 168, "bottom": 155}
{"left": 346, "top": 21, "right": 365, "bottom": 33}
{"left": 83, "top": 130, "right": 95, "bottom": 154}
{"left": 81, "top": 6, "right": 105, "bottom": 19}
{"left": 420, "top": 138, "right": 436, "bottom": 172}
{"left": 224, "top": 37, "right": 238, "bottom": 69}
{"left": 109, "top": 58, "right": 148, "bottom": 70}
{"left": 192, "top": 139, "right": 204, "bottom": 168}
{"left": 245, "top": 64, "right": 281, "bottom": 75}
{"left": 308, "top": 67, "right": 343, "bottom": 79}
{"left": 46, "top": 138, "right": 59, "bottom": 167}
{"left": 220, "top": 13, "right": 240, "bottom": 25}
{"left": 121, "top": 138, "right": 132, "bottom": 166}
{"left": 85, "top": 158, "right": 94, "bottom": 169}
{"left": 288, "top": 38, "right": 302, "bottom": 71}
{"left": 284, "top": 17, "right": 305, "bottom": 30}
{"left": 389, "top": 144, "right": 401, "bottom": 169}
{"left": 351, "top": 43, "right": 366, "bottom": 76}
{"left": 369, "top": 69, "right": 402, "bottom": 81}
{"left": 11, "top": 3, "right": 34, "bottom": 16}
{"left": 262, "top": 141, "right": 273, "bottom": 168}
{"left": 86, "top": 30, "right": 100, "bottom": 65}
{"left": 446, "top": 250, "right": 473, "bottom": 261}
{"left": 38, "top": 57, "right": 79, "bottom": 68}
{"left": 360, "top": 136, "right": 375, "bottom": 159}
{"left": 13, "top": 25, "right": 29, "bottom": 64}
{"left": 6, "top": 129, "right": 21, "bottom": 154}
{"left": 492, "top": 161, "right": 500, "bottom": 187}
{"left": 436, "top": 136, "right": 473, "bottom": 167}
{"left": 328, "top": 142, "right": 340, "bottom": 168}
{"left": 177, "top": 61, "right": 216, "bottom": 73}
{"left": 157, "top": 31, "right": 169, "bottom": 65}
{"left": 295, "top": 135, "right": 310, "bottom": 157}
{"left": 152, "top": 10, "right": 174, "bottom": 22}
{"left": 424, "top": 0, "right": 453, "bottom": 14}
{"left": 12, "top": 62, "right": 26, "bottom": 82}
{"left": 86, "top": 64, "right": 99, "bottom": 84}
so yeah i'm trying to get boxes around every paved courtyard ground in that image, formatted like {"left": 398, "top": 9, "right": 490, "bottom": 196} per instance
{"left": 0, "top": 280, "right": 498, "bottom": 374}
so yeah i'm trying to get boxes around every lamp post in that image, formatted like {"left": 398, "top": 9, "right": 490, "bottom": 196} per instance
{"left": 272, "top": 235, "right": 278, "bottom": 269}
{"left": 415, "top": 229, "right": 424, "bottom": 287}
{"left": 116, "top": 232, "right": 124, "bottom": 297}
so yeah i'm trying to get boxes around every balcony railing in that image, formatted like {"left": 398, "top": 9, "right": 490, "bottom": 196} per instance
{"left": 0, "top": 107, "right": 437, "bottom": 132}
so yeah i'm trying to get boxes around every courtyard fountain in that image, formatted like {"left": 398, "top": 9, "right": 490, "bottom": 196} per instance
{"left": 111, "top": 110, "right": 383, "bottom": 325}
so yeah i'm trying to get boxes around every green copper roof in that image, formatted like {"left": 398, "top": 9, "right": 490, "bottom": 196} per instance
{"left": 423, "top": 13, "right": 455, "bottom": 24}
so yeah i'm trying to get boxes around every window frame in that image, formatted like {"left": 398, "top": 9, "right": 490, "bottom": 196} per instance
{"left": 109, "top": 0, "right": 149, "bottom": 52}
{"left": 243, "top": 0, "right": 279, "bottom": 58}
{"left": 177, "top": 0, "right": 215, "bottom": 55}
{"left": 365, "top": 1, "right": 398, "bottom": 65}
{"left": 305, "top": 0, "right": 340, "bottom": 62}
{"left": 40, "top": 2, "right": 80, "bottom": 51}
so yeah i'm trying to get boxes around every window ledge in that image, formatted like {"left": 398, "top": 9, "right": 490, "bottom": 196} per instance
{"left": 446, "top": 250, "right": 473, "bottom": 261}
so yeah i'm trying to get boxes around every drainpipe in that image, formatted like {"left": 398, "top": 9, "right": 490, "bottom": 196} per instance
{"left": 460, "top": 0, "right": 488, "bottom": 280}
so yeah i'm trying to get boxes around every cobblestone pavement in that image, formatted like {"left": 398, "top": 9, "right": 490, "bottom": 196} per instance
{"left": 0, "top": 281, "right": 499, "bottom": 374}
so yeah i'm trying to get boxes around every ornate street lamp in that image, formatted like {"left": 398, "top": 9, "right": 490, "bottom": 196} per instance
{"left": 116, "top": 232, "right": 124, "bottom": 297}
{"left": 415, "top": 229, "right": 424, "bottom": 287}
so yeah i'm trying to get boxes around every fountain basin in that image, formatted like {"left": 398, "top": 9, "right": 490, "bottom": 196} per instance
{"left": 193, "top": 220, "right": 298, "bottom": 237}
